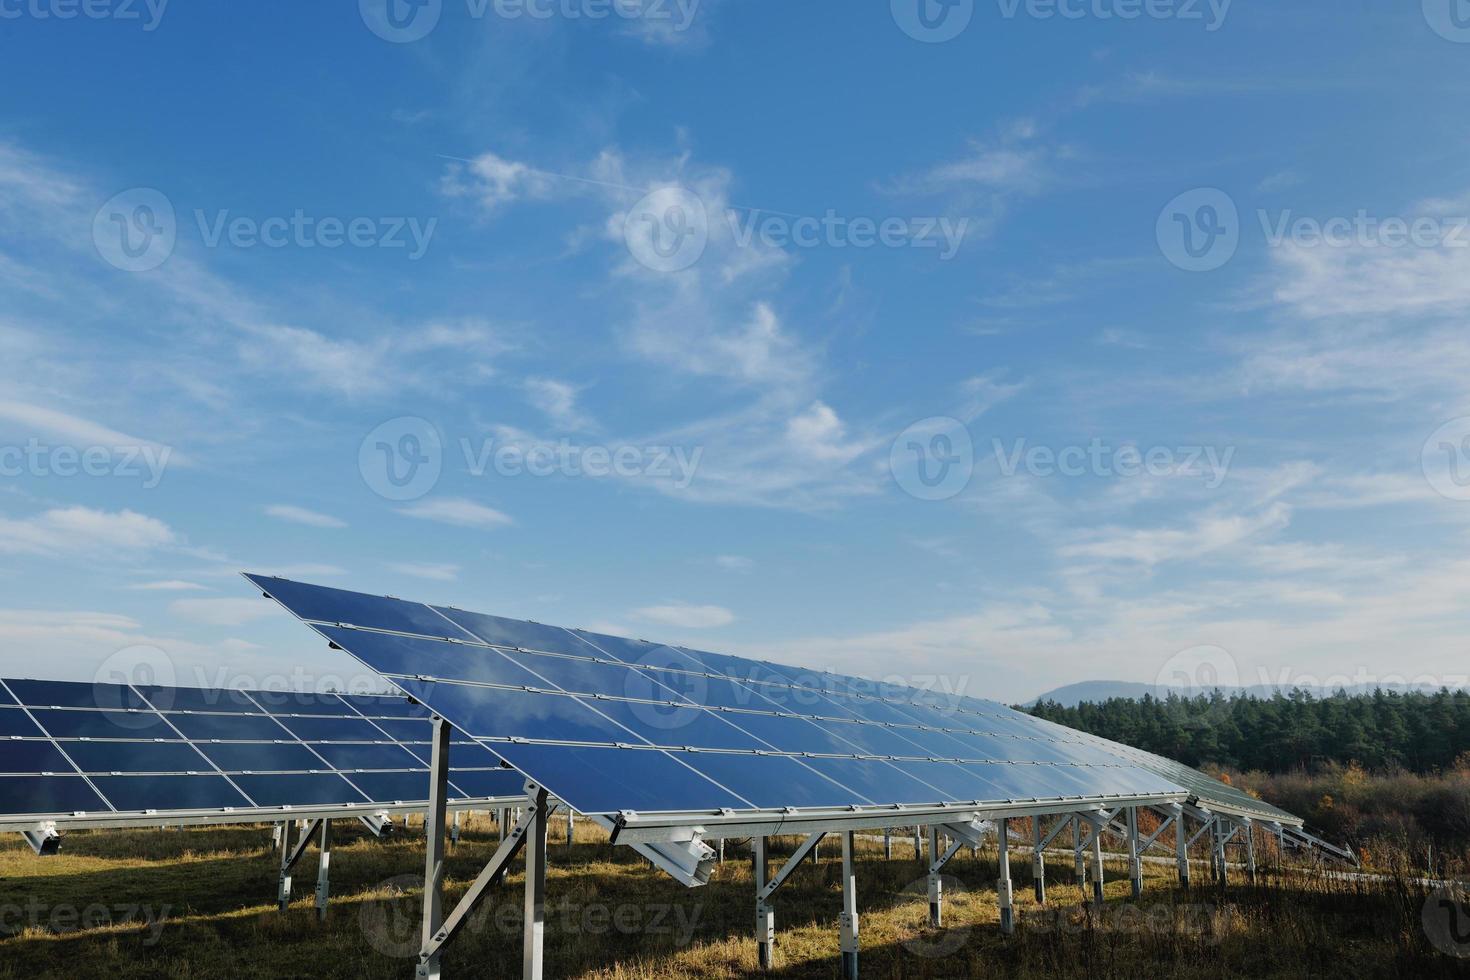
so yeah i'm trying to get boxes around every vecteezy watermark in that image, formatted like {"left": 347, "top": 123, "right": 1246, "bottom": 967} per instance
{"left": 1424, "top": 885, "right": 1470, "bottom": 958}
{"left": 92, "top": 188, "right": 176, "bottom": 273}
{"left": 993, "top": 438, "right": 1235, "bottom": 489}
{"left": 1023, "top": 902, "right": 1230, "bottom": 940}
{"left": 892, "top": 0, "right": 1231, "bottom": 42}
{"left": 1258, "top": 210, "right": 1470, "bottom": 251}
{"left": 994, "top": 0, "right": 1232, "bottom": 31}
{"left": 462, "top": 437, "right": 702, "bottom": 489}
{"left": 622, "top": 185, "right": 970, "bottom": 273}
{"left": 358, "top": 417, "right": 703, "bottom": 501}
{"left": 1423, "top": 417, "right": 1470, "bottom": 502}
{"left": 92, "top": 189, "right": 437, "bottom": 272}
{"left": 0, "top": 899, "right": 171, "bottom": 942}
{"left": 890, "top": 417, "right": 975, "bottom": 501}
{"left": 360, "top": 875, "right": 704, "bottom": 958}
{"left": 0, "top": 0, "right": 169, "bottom": 30}
{"left": 1155, "top": 645, "right": 1240, "bottom": 700}
{"left": 899, "top": 874, "right": 970, "bottom": 957}
{"left": 1157, "top": 187, "right": 1240, "bottom": 273}
{"left": 0, "top": 439, "right": 174, "bottom": 488}
{"left": 1159, "top": 188, "right": 1470, "bottom": 272}
{"left": 359, "top": 417, "right": 444, "bottom": 502}
{"left": 359, "top": 0, "right": 703, "bottom": 44}
{"left": 1423, "top": 0, "right": 1470, "bottom": 44}
{"left": 194, "top": 210, "right": 436, "bottom": 259}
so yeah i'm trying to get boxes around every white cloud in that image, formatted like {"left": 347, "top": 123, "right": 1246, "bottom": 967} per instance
{"left": 169, "top": 597, "right": 285, "bottom": 627}
{"left": 715, "top": 555, "right": 753, "bottom": 571}
{"left": 633, "top": 602, "right": 735, "bottom": 629}
{"left": 128, "top": 580, "right": 210, "bottom": 592}
{"left": 523, "top": 377, "right": 592, "bottom": 431}
{"left": 0, "top": 399, "right": 183, "bottom": 463}
{"left": 0, "top": 507, "right": 176, "bottom": 557}
{"left": 386, "top": 561, "right": 461, "bottom": 582}
{"left": 440, "top": 152, "right": 560, "bottom": 212}
{"left": 401, "top": 497, "right": 514, "bottom": 530}
{"left": 1060, "top": 503, "right": 1293, "bottom": 567}
{"left": 265, "top": 504, "right": 347, "bottom": 529}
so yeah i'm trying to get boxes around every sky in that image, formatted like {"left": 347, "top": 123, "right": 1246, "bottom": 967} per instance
{"left": 1, "top": 1, "right": 1469, "bottom": 704}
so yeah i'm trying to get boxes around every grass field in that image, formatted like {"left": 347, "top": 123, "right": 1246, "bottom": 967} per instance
{"left": 1, "top": 814, "right": 1465, "bottom": 978}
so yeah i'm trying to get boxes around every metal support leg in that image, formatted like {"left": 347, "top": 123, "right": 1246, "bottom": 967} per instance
{"left": 451, "top": 808, "right": 462, "bottom": 846}
{"left": 1127, "top": 807, "right": 1143, "bottom": 900}
{"left": 927, "top": 826, "right": 943, "bottom": 927}
{"left": 1177, "top": 809, "right": 1191, "bottom": 889}
{"left": 566, "top": 809, "right": 575, "bottom": 846}
{"left": 1033, "top": 816, "right": 1046, "bottom": 904}
{"left": 997, "top": 817, "right": 1014, "bottom": 935}
{"left": 839, "top": 831, "right": 859, "bottom": 980}
{"left": 277, "top": 819, "right": 295, "bottom": 911}
{"left": 315, "top": 820, "right": 333, "bottom": 922}
{"left": 523, "top": 790, "right": 548, "bottom": 980}
{"left": 883, "top": 830, "right": 892, "bottom": 861}
{"left": 1073, "top": 816, "right": 1087, "bottom": 890}
{"left": 271, "top": 822, "right": 283, "bottom": 852}
{"left": 1246, "top": 821, "right": 1257, "bottom": 884}
{"left": 416, "top": 717, "right": 452, "bottom": 980}
{"left": 755, "top": 837, "right": 774, "bottom": 971}
{"left": 1214, "top": 819, "right": 1228, "bottom": 891}
{"left": 718, "top": 838, "right": 725, "bottom": 864}
{"left": 1091, "top": 821, "right": 1105, "bottom": 907}
{"left": 914, "top": 825, "right": 922, "bottom": 861}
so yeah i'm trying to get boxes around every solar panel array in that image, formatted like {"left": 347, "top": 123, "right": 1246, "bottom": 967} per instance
{"left": 248, "top": 575, "right": 1190, "bottom": 819}
{"left": 0, "top": 678, "right": 524, "bottom": 821}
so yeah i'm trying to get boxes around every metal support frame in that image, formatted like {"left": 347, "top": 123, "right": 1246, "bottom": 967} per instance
{"left": 755, "top": 837, "right": 774, "bottom": 971}
{"left": 359, "top": 813, "right": 397, "bottom": 838}
{"left": 22, "top": 825, "right": 61, "bottom": 856}
{"left": 1090, "top": 816, "right": 1105, "bottom": 907}
{"left": 278, "top": 818, "right": 324, "bottom": 912}
{"left": 883, "top": 830, "right": 892, "bottom": 860}
{"left": 997, "top": 817, "right": 1014, "bottom": 935}
{"left": 1072, "top": 815, "right": 1087, "bottom": 889}
{"left": 1245, "top": 819, "right": 1257, "bottom": 884}
{"left": 314, "top": 819, "right": 333, "bottom": 921}
{"left": 839, "top": 831, "right": 859, "bottom": 980}
{"left": 927, "top": 825, "right": 944, "bottom": 927}
{"left": 450, "top": 808, "right": 462, "bottom": 846}
{"left": 523, "top": 790, "right": 548, "bottom": 980}
{"left": 1126, "top": 807, "right": 1143, "bottom": 900}
{"left": 566, "top": 809, "right": 575, "bottom": 846}
{"left": 417, "top": 717, "right": 453, "bottom": 979}
{"left": 1176, "top": 806, "right": 1191, "bottom": 889}
{"left": 1033, "top": 816, "right": 1046, "bottom": 904}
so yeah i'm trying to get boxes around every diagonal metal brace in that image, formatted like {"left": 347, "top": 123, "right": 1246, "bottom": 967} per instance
{"left": 282, "top": 819, "right": 324, "bottom": 875}
{"left": 757, "top": 833, "right": 826, "bottom": 903}
{"left": 418, "top": 801, "right": 539, "bottom": 965}
{"left": 928, "top": 835, "right": 967, "bottom": 875}
{"left": 1140, "top": 814, "right": 1177, "bottom": 853}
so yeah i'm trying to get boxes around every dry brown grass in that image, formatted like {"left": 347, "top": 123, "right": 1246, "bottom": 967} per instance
{"left": 0, "top": 814, "right": 1464, "bottom": 979}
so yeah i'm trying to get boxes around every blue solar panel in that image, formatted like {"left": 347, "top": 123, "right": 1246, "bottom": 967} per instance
{"left": 0, "top": 677, "right": 527, "bottom": 821}
{"left": 250, "top": 575, "right": 1192, "bottom": 819}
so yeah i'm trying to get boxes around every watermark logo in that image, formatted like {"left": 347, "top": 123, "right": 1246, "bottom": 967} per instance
{"left": 1157, "top": 188, "right": 1239, "bottom": 272}
{"left": 194, "top": 210, "right": 437, "bottom": 259}
{"left": 1423, "top": 0, "right": 1470, "bottom": 43}
{"left": 0, "top": 899, "right": 170, "bottom": 942}
{"left": 623, "top": 645, "right": 711, "bottom": 731}
{"left": 1155, "top": 644, "right": 1239, "bottom": 702}
{"left": 0, "top": 0, "right": 169, "bottom": 30}
{"left": 1423, "top": 885, "right": 1470, "bottom": 958}
{"left": 0, "top": 439, "right": 174, "bottom": 488}
{"left": 93, "top": 187, "right": 176, "bottom": 273}
{"left": 890, "top": 417, "right": 974, "bottom": 501}
{"left": 624, "top": 186, "right": 709, "bottom": 273}
{"left": 360, "top": 417, "right": 443, "bottom": 501}
{"left": 892, "top": 0, "right": 974, "bottom": 43}
{"left": 360, "top": 874, "right": 423, "bottom": 958}
{"left": 360, "top": 0, "right": 443, "bottom": 42}
{"left": 1258, "top": 210, "right": 1470, "bottom": 251}
{"left": 92, "top": 645, "right": 177, "bottom": 721}
{"left": 995, "top": 0, "right": 1232, "bottom": 31}
{"left": 993, "top": 438, "right": 1234, "bottom": 488}
{"left": 462, "top": 437, "right": 701, "bottom": 488}
{"left": 1422, "top": 417, "right": 1470, "bottom": 502}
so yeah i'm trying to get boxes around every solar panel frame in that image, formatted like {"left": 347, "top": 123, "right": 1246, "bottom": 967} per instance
{"left": 0, "top": 677, "right": 528, "bottom": 831}
{"left": 246, "top": 575, "right": 1229, "bottom": 840}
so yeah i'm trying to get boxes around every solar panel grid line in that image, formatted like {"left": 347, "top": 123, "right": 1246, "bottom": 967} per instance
{"left": 329, "top": 694, "right": 487, "bottom": 801}
{"left": 0, "top": 679, "right": 115, "bottom": 814}
{"left": 133, "top": 683, "right": 262, "bottom": 809}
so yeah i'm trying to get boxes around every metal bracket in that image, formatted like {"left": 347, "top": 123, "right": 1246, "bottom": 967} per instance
{"left": 358, "top": 813, "right": 397, "bottom": 838}
{"left": 22, "top": 825, "right": 61, "bottom": 856}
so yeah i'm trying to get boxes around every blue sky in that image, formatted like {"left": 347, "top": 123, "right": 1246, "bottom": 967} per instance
{"left": 2, "top": 1, "right": 1469, "bottom": 703}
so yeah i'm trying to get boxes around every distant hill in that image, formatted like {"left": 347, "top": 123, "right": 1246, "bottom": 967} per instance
{"left": 1026, "top": 679, "right": 1465, "bottom": 708}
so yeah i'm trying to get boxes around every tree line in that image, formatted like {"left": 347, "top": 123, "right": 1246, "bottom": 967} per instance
{"left": 1025, "top": 688, "right": 1470, "bottom": 774}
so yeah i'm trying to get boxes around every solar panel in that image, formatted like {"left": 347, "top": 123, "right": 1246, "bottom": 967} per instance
{"left": 245, "top": 575, "right": 1193, "bottom": 824}
{"left": 0, "top": 678, "right": 526, "bottom": 825}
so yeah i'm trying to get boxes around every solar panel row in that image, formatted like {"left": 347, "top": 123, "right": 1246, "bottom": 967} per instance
{"left": 0, "top": 678, "right": 525, "bottom": 821}
{"left": 249, "top": 575, "right": 1188, "bottom": 819}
